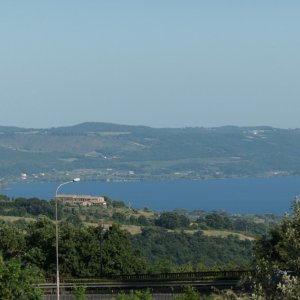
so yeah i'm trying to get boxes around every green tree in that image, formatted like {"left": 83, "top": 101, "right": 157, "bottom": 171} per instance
{"left": 101, "top": 224, "right": 146, "bottom": 275}
{"left": 254, "top": 200, "right": 300, "bottom": 271}
{"left": 112, "top": 212, "right": 127, "bottom": 223}
{"left": 26, "top": 217, "right": 100, "bottom": 278}
{"left": 131, "top": 227, "right": 252, "bottom": 268}
{"left": 73, "top": 286, "right": 87, "bottom": 300}
{"left": 24, "top": 218, "right": 146, "bottom": 278}
{"left": 25, "top": 217, "right": 56, "bottom": 277}
{"left": 174, "top": 286, "right": 199, "bottom": 300}
{"left": 137, "top": 215, "right": 151, "bottom": 226}
{"left": 155, "top": 212, "right": 190, "bottom": 229}
{"left": 0, "top": 257, "right": 43, "bottom": 300}
{"left": 204, "top": 213, "right": 233, "bottom": 230}
{"left": 59, "top": 222, "right": 99, "bottom": 277}
{"left": 252, "top": 199, "right": 300, "bottom": 299}
{"left": 0, "top": 224, "right": 25, "bottom": 260}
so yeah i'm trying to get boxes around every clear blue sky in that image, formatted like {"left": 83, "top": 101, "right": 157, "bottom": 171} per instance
{"left": 1, "top": 1, "right": 299, "bottom": 129}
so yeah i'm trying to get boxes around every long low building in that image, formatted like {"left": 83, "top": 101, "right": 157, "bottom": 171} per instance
{"left": 55, "top": 194, "right": 107, "bottom": 206}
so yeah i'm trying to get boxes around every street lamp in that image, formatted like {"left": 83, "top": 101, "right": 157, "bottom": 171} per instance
{"left": 55, "top": 178, "right": 80, "bottom": 300}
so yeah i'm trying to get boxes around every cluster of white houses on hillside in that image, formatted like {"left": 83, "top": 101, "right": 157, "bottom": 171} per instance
{"left": 55, "top": 194, "right": 107, "bottom": 207}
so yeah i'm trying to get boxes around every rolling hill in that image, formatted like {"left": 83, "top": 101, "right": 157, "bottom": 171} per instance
{"left": 1, "top": 122, "right": 300, "bottom": 183}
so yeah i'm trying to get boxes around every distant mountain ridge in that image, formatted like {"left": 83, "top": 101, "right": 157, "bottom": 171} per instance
{"left": 1, "top": 122, "right": 300, "bottom": 183}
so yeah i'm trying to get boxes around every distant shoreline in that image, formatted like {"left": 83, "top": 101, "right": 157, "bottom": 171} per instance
{"left": 3, "top": 171, "right": 298, "bottom": 186}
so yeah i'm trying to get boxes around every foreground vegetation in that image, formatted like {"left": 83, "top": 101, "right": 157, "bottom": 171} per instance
{"left": 0, "top": 202, "right": 256, "bottom": 277}
{"left": 0, "top": 194, "right": 277, "bottom": 272}
{"left": 2, "top": 194, "right": 300, "bottom": 299}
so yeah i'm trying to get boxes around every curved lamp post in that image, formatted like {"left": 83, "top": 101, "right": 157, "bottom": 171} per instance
{"left": 55, "top": 178, "right": 80, "bottom": 300}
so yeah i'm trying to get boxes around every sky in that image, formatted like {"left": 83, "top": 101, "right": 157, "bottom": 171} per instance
{"left": 1, "top": 1, "right": 300, "bottom": 129}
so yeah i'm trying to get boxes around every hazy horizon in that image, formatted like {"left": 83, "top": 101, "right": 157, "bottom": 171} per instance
{"left": 1, "top": 121, "right": 299, "bottom": 131}
{"left": 1, "top": 1, "right": 300, "bottom": 129}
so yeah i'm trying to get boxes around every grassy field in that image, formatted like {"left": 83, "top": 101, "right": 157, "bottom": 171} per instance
{"left": 121, "top": 225, "right": 142, "bottom": 235}
{"left": 0, "top": 215, "right": 35, "bottom": 222}
{"left": 169, "top": 228, "right": 255, "bottom": 241}
{"left": 202, "top": 229, "right": 256, "bottom": 241}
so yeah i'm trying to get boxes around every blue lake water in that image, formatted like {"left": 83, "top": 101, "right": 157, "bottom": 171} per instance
{"left": 1, "top": 177, "right": 300, "bottom": 215}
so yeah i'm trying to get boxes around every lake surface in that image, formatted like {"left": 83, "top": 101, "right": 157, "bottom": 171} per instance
{"left": 1, "top": 177, "right": 300, "bottom": 215}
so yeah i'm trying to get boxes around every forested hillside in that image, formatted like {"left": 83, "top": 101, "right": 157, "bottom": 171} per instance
{"left": 0, "top": 195, "right": 280, "bottom": 274}
{"left": 3, "top": 195, "right": 300, "bottom": 299}
{"left": 1, "top": 123, "right": 300, "bottom": 183}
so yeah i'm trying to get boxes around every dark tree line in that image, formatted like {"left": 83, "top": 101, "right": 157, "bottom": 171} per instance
{"left": 0, "top": 218, "right": 146, "bottom": 278}
{"left": 196, "top": 212, "right": 272, "bottom": 235}
{"left": 0, "top": 196, "right": 55, "bottom": 218}
{"left": 0, "top": 196, "right": 258, "bottom": 276}
{"left": 130, "top": 227, "right": 253, "bottom": 269}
